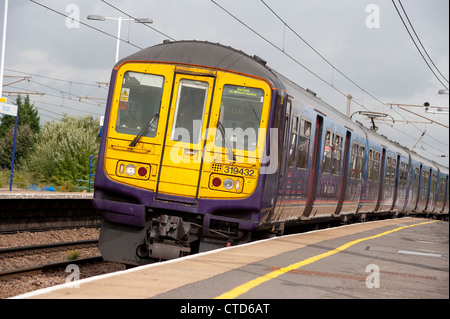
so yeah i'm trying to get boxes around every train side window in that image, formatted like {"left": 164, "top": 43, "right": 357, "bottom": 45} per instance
{"left": 422, "top": 170, "right": 429, "bottom": 191}
{"left": 399, "top": 162, "right": 404, "bottom": 186}
{"left": 367, "top": 149, "right": 374, "bottom": 181}
{"left": 373, "top": 151, "right": 380, "bottom": 182}
{"left": 297, "top": 118, "right": 311, "bottom": 169}
{"left": 401, "top": 162, "right": 406, "bottom": 186}
{"left": 385, "top": 157, "right": 391, "bottom": 184}
{"left": 356, "top": 145, "right": 364, "bottom": 180}
{"left": 350, "top": 143, "right": 358, "bottom": 179}
{"left": 432, "top": 173, "right": 438, "bottom": 194}
{"left": 405, "top": 163, "right": 409, "bottom": 186}
{"left": 332, "top": 135, "right": 343, "bottom": 176}
{"left": 439, "top": 177, "right": 446, "bottom": 199}
{"left": 322, "top": 130, "right": 333, "bottom": 174}
{"left": 414, "top": 167, "right": 419, "bottom": 188}
{"left": 391, "top": 158, "right": 397, "bottom": 185}
{"left": 288, "top": 115, "right": 299, "bottom": 168}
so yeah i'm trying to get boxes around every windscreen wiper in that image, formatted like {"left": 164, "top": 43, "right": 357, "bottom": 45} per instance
{"left": 129, "top": 112, "right": 159, "bottom": 147}
{"left": 217, "top": 120, "right": 236, "bottom": 162}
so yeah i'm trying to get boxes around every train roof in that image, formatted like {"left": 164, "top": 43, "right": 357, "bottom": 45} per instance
{"left": 116, "top": 40, "right": 284, "bottom": 88}
{"left": 273, "top": 69, "right": 365, "bottom": 136}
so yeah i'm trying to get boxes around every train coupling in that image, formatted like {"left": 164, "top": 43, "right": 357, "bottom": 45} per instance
{"left": 136, "top": 214, "right": 196, "bottom": 260}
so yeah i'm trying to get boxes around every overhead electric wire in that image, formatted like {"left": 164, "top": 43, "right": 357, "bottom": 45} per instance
{"left": 26, "top": 0, "right": 448, "bottom": 160}
{"left": 210, "top": 0, "right": 448, "bottom": 155}
{"left": 392, "top": 0, "right": 449, "bottom": 89}
{"left": 29, "top": 0, "right": 143, "bottom": 51}
{"left": 210, "top": 0, "right": 372, "bottom": 113}
{"left": 100, "top": 0, "right": 177, "bottom": 41}
{"left": 260, "top": 0, "right": 386, "bottom": 107}
{"left": 5, "top": 68, "right": 106, "bottom": 88}
{"left": 397, "top": 0, "right": 449, "bottom": 84}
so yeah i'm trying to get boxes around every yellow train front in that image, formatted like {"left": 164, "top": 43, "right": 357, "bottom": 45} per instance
{"left": 93, "top": 41, "right": 283, "bottom": 265}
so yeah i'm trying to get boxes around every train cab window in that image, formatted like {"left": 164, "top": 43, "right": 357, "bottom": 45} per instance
{"left": 322, "top": 130, "right": 334, "bottom": 174}
{"left": 288, "top": 115, "right": 299, "bottom": 168}
{"left": 215, "top": 85, "right": 265, "bottom": 151}
{"left": 171, "top": 79, "right": 209, "bottom": 144}
{"left": 297, "top": 118, "right": 311, "bottom": 169}
{"left": 116, "top": 72, "right": 164, "bottom": 137}
{"left": 332, "top": 135, "right": 343, "bottom": 175}
{"left": 373, "top": 151, "right": 380, "bottom": 182}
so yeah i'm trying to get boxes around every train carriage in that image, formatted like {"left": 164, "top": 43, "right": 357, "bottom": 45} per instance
{"left": 356, "top": 129, "right": 385, "bottom": 215}
{"left": 93, "top": 41, "right": 448, "bottom": 265}
{"left": 414, "top": 158, "right": 436, "bottom": 215}
{"left": 389, "top": 144, "right": 411, "bottom": 215}
{"left": 433, "top": 163, "right": 448, "bottom": 217}
{"left": 405, "top": 154, "right": 422, "bottom": 213}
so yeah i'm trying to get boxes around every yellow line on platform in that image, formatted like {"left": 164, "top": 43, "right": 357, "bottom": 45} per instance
{"left": 215, "top": 220, "right": 438, "bottom": 299}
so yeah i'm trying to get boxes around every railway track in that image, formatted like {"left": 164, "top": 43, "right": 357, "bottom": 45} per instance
{"left": 0, "top": 228, "right": 126, "bottom": 299}
{"left": 0, "top": 239, "right": 101, "bottom": 279}
{"left": 0, "top": 256, "right": 104, "bottom": 279}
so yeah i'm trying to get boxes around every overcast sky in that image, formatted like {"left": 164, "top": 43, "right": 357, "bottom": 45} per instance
{"left": 1, "top": 0, "right": 449, "bottom": 165}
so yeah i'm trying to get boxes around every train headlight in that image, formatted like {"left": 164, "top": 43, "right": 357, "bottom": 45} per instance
{"left": 125, "top": 164, "right": 136, "bottom": 176}
{"left": 223, "top": 178, "right": 235, "bottom": 190}
{"left": 116, "top": 161, "right": 150, "bottom": 180}
{"left": 209, "top": 174, "right": 244, "bottom": 193}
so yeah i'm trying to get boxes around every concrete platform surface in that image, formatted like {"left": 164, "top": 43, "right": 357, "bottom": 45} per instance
{"left": 13, "top": 217, "right": 449, "bottom": 299}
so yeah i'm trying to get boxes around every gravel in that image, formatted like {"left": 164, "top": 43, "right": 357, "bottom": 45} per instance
{"left": 0, "top": 228, "right": 126, "bottom": 299}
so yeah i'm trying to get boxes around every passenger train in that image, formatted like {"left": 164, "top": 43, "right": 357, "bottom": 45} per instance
{"left": 93, "top": 41, "right": 449, "bottom": 266}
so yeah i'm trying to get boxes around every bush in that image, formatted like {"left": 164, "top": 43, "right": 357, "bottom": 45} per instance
{"left": 0, "top": 124, "right": 37, "bottom": 169}
{"left": 23, "top": 115, "right": 100, "bottom": 190}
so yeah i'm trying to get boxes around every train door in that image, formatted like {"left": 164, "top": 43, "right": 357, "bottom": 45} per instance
{"left": 405, "top": 161, "right": 420, "bottom": 213}
{"left": 336, "top": 131, "right": 352, "bottom": 214}
{"left": 417, "top": 166, "right": 431, "bottom": 213}
{"left": 375, "top": 148, "right": 386, "bottom": 212}
{"left": 437, "top": 173, "right": 448, "bottom": 214}
{"left": 155, "top": 73, "right": 216, "bottom": 203}
{"left": 427, "top": 171, "right": 438, "bottom": 213}
{"left": 303, "top": 115, "right": 324, "bottom": 217}
{"left": 271, "top": 98, "right": 291, "bottom": 221}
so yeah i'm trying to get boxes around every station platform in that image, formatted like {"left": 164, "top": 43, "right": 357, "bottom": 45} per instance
{"left": 14, "top": 217, "right": 448, "bottom": 300}
{"left": 0, "top": 189, "right": 93, "bottom": 199}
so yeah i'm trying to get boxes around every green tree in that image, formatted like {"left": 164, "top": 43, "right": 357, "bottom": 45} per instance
{"left": 0, "top": 95, "right": 40, "bottom": 137}
{"left": 0, "top": 124, "right": 37, "bottom": 169}
{"left": 0, "top": 95, "right": 40, "bottom": 169}
{"left": 23, "top": 115, "right": 100, "bottom": 189}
